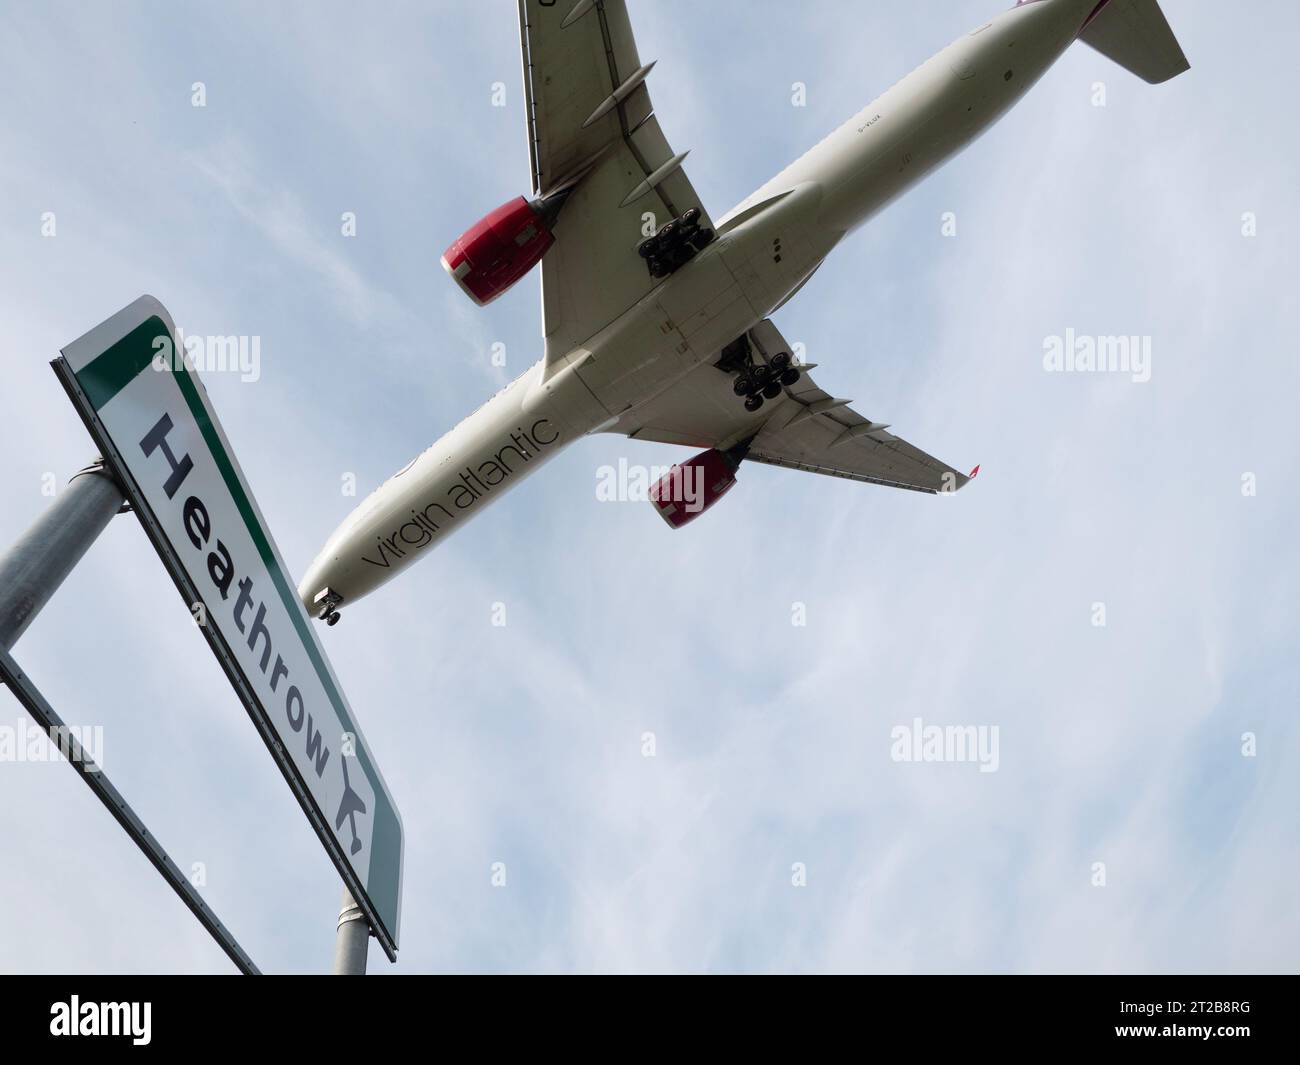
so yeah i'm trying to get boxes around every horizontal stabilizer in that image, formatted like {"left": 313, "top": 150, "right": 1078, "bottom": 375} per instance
{"left": 1081, "top": 0, "right": 1190, "bottom": 85}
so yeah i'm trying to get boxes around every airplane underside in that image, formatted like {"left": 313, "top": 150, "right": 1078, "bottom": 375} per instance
{"left": 300, "top": 0, "right": 1189, "bottom": 620}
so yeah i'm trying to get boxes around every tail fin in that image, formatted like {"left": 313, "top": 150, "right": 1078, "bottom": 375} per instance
{"left": 1080, "top": 0, "right": 1190, "bottom": 84}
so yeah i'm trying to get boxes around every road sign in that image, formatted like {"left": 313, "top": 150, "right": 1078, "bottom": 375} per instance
{"left": 52, "top": 296, "right": 403, "bottom": 958}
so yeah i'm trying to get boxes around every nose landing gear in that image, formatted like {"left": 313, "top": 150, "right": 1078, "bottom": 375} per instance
{"left": 639, "top": 207, "right": 716, "bottom": 279}
{"left": 311, "top": 587, "right": 343, "bottom": 626}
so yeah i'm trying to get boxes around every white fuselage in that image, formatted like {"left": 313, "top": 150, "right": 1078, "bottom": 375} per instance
{"left": 299, "top": 0, "right": 1092, "bottom": 614}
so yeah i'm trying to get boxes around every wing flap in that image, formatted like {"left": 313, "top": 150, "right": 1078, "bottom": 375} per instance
{"left": 520, "top": 0, "right": 625, "bottom": 191}
{"left": 541, "top": 146, "right": 662, "bottom": 358}
{"left": 748, "top": 416, "right": 968, "bottom": 495}
{"left": 614, "top": 319, "right": 973, "bottom": 496}
{"left": 518, "top": 0, "right": 714, "bottom": 364}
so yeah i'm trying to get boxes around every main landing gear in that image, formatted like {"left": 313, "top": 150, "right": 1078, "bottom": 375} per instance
{"left": 638, "top": 207, "right": 716, "bottom": 279}
{"left": 716, "top": 335, "right": 801, "bottom": 413}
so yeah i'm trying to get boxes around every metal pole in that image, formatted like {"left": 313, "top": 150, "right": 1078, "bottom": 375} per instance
{"left": 0, "top": 460, "right": 124, "bottom": 653}
{"left": 333, "top": 885, "right": 370, "bottom": 974}
{"left": 0, "top": 648, "right": 260, "bottom": 973}
{"left": 0, "top": 458, "right": 261, "bottom": 973}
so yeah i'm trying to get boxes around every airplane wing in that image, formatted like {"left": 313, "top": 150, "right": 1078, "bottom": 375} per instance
{"left": 518, "top": 0, "right": 714, "bottom": 364}
{"left": 612, "top": 319, "right": 976, "bottom": 496}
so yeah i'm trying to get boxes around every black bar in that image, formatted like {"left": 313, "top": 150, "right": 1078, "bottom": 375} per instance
{"left": 0, "top": 648, "right": 260, "bottom": 975}
{"left": 0, "top": 975, "right": 1289, "bottom": 1051}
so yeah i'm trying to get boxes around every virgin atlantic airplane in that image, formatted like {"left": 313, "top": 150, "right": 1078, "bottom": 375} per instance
{"left": 301, "top": 0, "right": 1188, "bottom": 624}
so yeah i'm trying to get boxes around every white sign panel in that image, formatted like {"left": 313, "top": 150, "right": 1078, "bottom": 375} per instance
{"left": 54, "top": 296, "right": 403, "bottom": 956}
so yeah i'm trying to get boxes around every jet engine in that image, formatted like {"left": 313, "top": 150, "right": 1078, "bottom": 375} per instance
{"left": 649, "top": 448, "right": 742, "bottom": 529}
{"left": 440, "top": 193, "right": 566, "bottom": 306}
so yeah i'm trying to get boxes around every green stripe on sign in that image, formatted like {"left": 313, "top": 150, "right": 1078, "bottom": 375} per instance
{"left": 77, "top": 318, "right": 170, "bottom": 411}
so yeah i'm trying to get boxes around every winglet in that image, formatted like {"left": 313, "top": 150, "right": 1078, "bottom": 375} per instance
{"left": 968, "top": 465, "right": 981, "bottom": 480}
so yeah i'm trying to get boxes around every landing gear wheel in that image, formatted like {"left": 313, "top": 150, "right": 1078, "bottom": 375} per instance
{"left": 641, "top": 209, "right": 715, "bottom": 280}
{"left": 779, "top": 368, "right": 801, "bottom": 387}
{"left": 734, "top": 372, "right": 758, "bottom": 396}
{"left": 762, "top": 379, "right": 783, "bottom": 400}
{"left": 743, "top": 394, "right": 765, "bottom": 413}
{"left": 673, "top": 243, "right": 699, "bottom": 270}
{"left": 770, "top": 352, "right": 792, "bottom": 373}
{"left": 326, "top": 611, "right": 341, "bottom": 627}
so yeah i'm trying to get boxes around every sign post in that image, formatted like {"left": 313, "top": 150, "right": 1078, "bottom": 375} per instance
{"left": 333, "top": 886, "right": 370, "bottom": 975}
{"left": 0, "top": 461, "right": 123, "bottom": 650}
{"left": 51, "top": 296, "right": 404, "bottom": 961}
{"left": 0, "top": 455, "right": 261, "bottom": 972}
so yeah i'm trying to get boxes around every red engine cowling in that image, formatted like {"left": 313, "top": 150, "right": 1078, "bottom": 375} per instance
{"left": 649, "top": 449, "right": 739, "bottom": 529}
{"left": 441, "top": 196, "right": 556, "bottom": 306}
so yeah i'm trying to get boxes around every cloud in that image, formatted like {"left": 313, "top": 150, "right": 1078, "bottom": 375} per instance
{"left": 187, "top": 137, "right": 402, "bottom": 331}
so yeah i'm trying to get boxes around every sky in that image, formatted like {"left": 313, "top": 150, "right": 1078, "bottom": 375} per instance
{"left": 0, "top": 0, "right": 1296, "bottom": 974}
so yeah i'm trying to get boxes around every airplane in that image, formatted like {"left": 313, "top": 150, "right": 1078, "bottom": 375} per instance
{"left": 299, "top": 0, "right": 1189, "bottom": 625}
{"left": 335, "top": 758, "right": 367, "bottom": 856}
